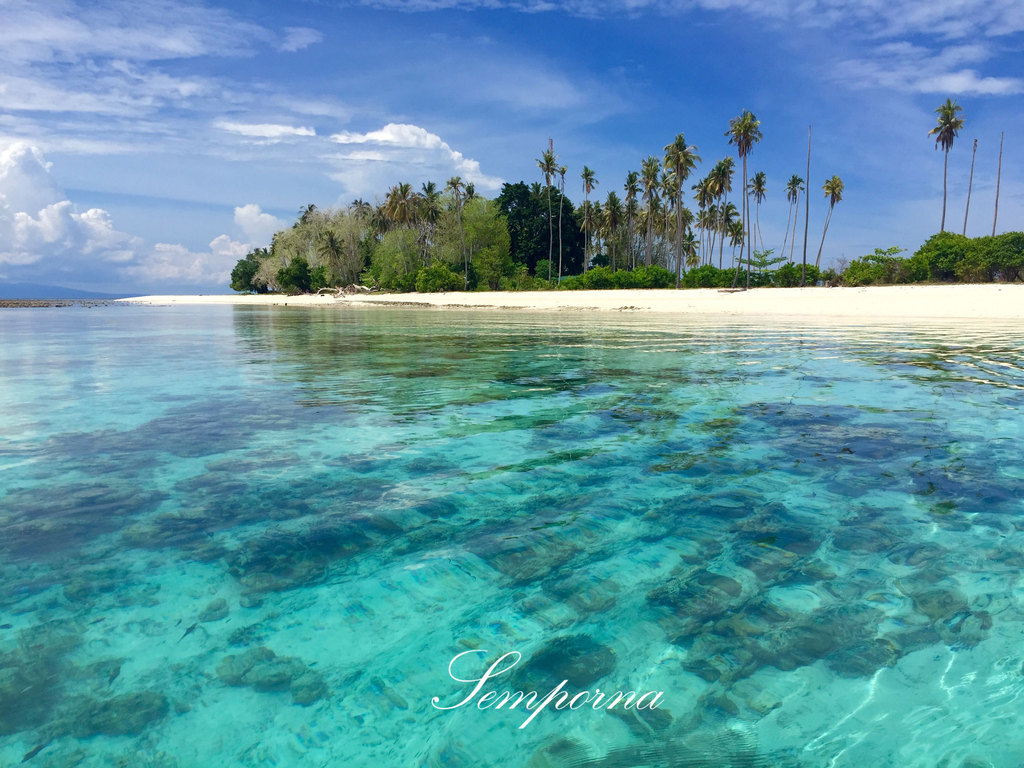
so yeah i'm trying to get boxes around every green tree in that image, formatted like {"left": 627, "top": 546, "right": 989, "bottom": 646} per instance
{"left": 277, "top": 256, "right": 312, "bottom": 294}
{"left": 537, "top": 147, "right": 558, "bottom": 281}
{"left": 624, "top": 171, "right": 640, "bottom": 269}
{"left": 384, "top": 183, "right": 418, "bottom": 228}
{"left": 641, "top": 156, "right": 661, "bottom": 266}
{"left": 603, "top": 191, "right": 622, "bottom": 270}
{"left": 928, "top": 98, "right": 965, "bottom": 232}
{"left": 581, "top": 166, "right": 597, "bottom": 272}
{"left": 782, "top": 175, "right": 805, "bottom": 263}
{"left": 664, "top": 133, "right": 701, "bottom": 286}
{"left": 726, "top": 110, "right": 763, "bottom": 288}
{"left": 815, "top": 175, "right": 845, "bottom": 268}
{"left": 446, "top": 176, "right": 468, "bottom": 285}
{"left": 748, "top": 170, "right": 767, "bottom": 252}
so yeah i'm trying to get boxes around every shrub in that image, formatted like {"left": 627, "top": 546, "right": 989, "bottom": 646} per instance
{"left": 277, "top": 257, "right": 312, "bottom": 294}
{"left": 913, "top": 232, "right": 971, "bottom": 282}
{"left": 415, "top": 263, "right": 464, "bottom": 293}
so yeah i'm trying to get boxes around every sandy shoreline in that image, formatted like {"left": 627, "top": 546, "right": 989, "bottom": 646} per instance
{"left": 118, "top": 284, "right": 1024, "bottom": 320}
{"left": 116, "top": 286, "right": 1024, "bottom": 321}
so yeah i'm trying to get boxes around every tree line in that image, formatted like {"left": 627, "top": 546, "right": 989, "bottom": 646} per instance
{"left": 230, "top": 100, "right": 1012, "bottom": 293}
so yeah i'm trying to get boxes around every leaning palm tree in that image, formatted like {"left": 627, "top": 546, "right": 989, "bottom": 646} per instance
{"left": 624, "top": 171, "right": 640, "bottom": 269}
{"left": 640, "top": 156, "right": 661, "bottom": 266}
{"left": 726, "top": 110, "right": 763, "bottom": 288}
{"left": 815, "top": 175, "right": 844, "bottom": 268}
{"left": 928, "top": 97, "right": 965, "bottom": 231}
{"left": 712, "top": 157, "right": 735, "bottom": 268}
{"left": 581, "top": 166, "right": 597, "bottom": 272}
{"left": 537, "top": 147, "right": 558, "bottom": 280}
{"left": 664, "top": 133, "right": 701, "bottom": 286}
{"left": 604, "top": 191, "right": 622, "bottom": 270}
{"left": 748, "top": 171, "right": 767, "bottom": 251}
{"left": 781, "top": 174, "right": 805, "bottom": 262}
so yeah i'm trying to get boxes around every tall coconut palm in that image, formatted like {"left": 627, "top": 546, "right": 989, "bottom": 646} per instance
{"left": 726, "top": 110, "right": 763, "bottom": 288}
{"left": 419, "top": 181, "right": 441, "bottom": 263}
{"left": 681, "top": 228, "right": 699, "bottom": 271}
{"left": 604, "top": 191, "right": 622, "bottom": 270}
{"left": 446, "top": 176, "right": 467, "bottom": 283}
{"left": 781, "top": 175, "right": 805, "bottom": 263}
{"left": 748, "top": 171, "right": 767, "bottom": 251}
{"left": 712, "top": 157, "right": 735, "bottom": 268}
{"left": 317, "top": 229, "right": 343, "bottom": 285}
{"left": 928, "top": 97, "right": 965, "bottom": 231}
{"left": 581, "top": 166, "right": 597, "bottom": 272}
{"left": 664, "top": 133, "right": 701, "bottom": 286}
{"left": 537, "top": 147, "right": 558, "bottom": 280}
{"left": 640, "top": 156, "right": 661, "bottom": 266}
{"left": 557, "top": 165, "right": 567, "bottom": 281}
{"left": 384, "top": 183, "right": 418, "bottom": 227}
{"left": 692, "top": 176, "right": 713, "bottom": 262}
{"left": 624, "top": 171, "right": 640, "bottom": 269}
{"left": 963, "top": 138, "right": 978, "bottom": 236}
{"left": 815, "top": 175, "right": 844, "bottom": 268}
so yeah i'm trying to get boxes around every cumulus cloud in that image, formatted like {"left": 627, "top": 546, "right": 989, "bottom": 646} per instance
{"left": 234, "top": 204, "right": 285, "bottom": 245}
{"left": 329, "top": 123, "right": 503, "bottom": 192}
{"left": 0, "top": 142, "right": 260, "bottom": 291}
{"left": 215, "top": 121, "right": 317, "bottom": 140}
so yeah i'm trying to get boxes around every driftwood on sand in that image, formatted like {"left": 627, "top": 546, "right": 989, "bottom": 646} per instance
{"left": 314, "top": 285, "right": 375, "bottom": 297}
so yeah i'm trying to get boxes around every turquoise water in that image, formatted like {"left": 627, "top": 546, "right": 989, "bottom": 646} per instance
{"left": 2, "top": 304, "right": 1024, "bottom": 768}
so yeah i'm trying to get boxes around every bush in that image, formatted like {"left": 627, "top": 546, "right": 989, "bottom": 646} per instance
{"left": 230, "top": 258, "right": 260, "bottom": 293}
{"left": 913, "top": 232, "right": 971, "bottom": 282}
{"left": 277, "top": 257, "right": 312, "bottom": 294}
{"left": 771, "top": 262, "right": 821, "bottom": 287}
{"left": 415, "top": 263, "right": 464, "bottom": 293}
{"left": 681, "top": 265, "right": 734, "bottom": 288}
{"left": 500, "top": 264, "right": 552, "bottom": 291}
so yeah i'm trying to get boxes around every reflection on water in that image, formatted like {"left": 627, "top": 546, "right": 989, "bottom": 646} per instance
{"left": 1, "top": 304, "right": 1023, "bottom": 767}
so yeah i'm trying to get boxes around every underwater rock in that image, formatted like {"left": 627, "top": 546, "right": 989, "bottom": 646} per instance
{"left": 244, "top": 657, "right": 306, "bottom": 691}
{"left": 68, "top": 691, "right": 169, "bottom": 736}
{"left": 217, "top": 646, "right": 276, "bottom": 686}
{"left": 199, "top": 598, "right": 229, "bottom": 622}
{"left": 519, "top": 635, "right": 616, "bottom": 689}
{"left": 826, "top": 638, "right": 902, "bottom": 677}
{"left": 608, "top": 704, "right": 673, "bottom": 737}
{"left": 475, "top": 531, "right": 581, "bottom": 585}
{"left": 290, "top": 671, "right": 327, "bottom": 706}
{"left": 910, "top": 587, "right": 970, "bottom": 622}
{"left": 545, "top": 575, "right": 620, "bottom": 616}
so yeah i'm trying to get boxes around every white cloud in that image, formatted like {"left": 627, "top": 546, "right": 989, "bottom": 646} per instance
{"left": 0, "top": 142, "right": 255, "bottom": 291}
{"left": 329, "top": 123, "right": 503, "bottom": 192}
{"left": 215, "top": 121, "right": 317, "bottom": 140}
{"left": 234, "top": 204, "right": 285, "bottom": 245}
{"left": 278, "top": 27, "right": 324, "bottom": 52}
{"left": 836, "top": 42, "right": 1024, "bottom": 94}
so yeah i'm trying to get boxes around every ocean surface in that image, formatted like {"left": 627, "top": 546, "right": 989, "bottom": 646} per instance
{"left": 2, "top": 303, "right": 1024, "bottom": 768}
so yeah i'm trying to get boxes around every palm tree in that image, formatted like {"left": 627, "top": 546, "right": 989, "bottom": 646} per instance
{"left": 537, "top": 147, "right": 558, "bottom": 281}
{"left": 712, "top": 157, "right": 735, "bottom": 268}
{"left": 641, "top": 156, "right": 661, "bottom": 266}
{"left": 624, "top": 171, "right": 640, "bottom": 269}
{"left": 384, "top": 183, "right": 418, "bottom": 227}
{"left": 692, "top": 177, "right": 713, "bottom": 262}
{"left": 317, "top": 229, "right": 343, "bottom": 285}
{"left": 446, "top": 176, "right": 468, "bottom": 284}
{"left": 419, "top": 181, "right": 441, "bottom": 263}
{"left": 726, "top": 110, "right": 763, "bottom": 288}
{"left": 557, "top": 165, "right": 567, "bottom": 281}
{"left": 681, "top": 228, "right": 699, "bottom": 271}
{"left": 815, "top": 175, "right": 844, "bottom": 268}
{"left": 664, "top": 133, "right": 701, "bottom": 286}
{"left": 298, "top": 203, "right": 317, "bottom": 225}
{"left": 748, "top": 171, "right": 767, "bottom": 251}
{"left": 604, "top": 191, "right": 622, "bottom": 270}
{"left": 782, "top": 175, "right": 805, "bottom": 263}
{"left": 963, "top": 138, "right": 977, "bottom": 236}
{"left": 928, "top": 97, "right": 965, "bottom": 231}
{"left": 581, "top": 166, "right": 597, "bottom": 272}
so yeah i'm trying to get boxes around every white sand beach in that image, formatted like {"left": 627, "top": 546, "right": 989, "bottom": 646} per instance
{"left": 119, "top": 284, "right": 1024, "bottom": 320}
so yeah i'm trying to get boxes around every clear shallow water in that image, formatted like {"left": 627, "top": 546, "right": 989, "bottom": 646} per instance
{"left": 2, "top": 305, "right": 1024, "bottom": 768}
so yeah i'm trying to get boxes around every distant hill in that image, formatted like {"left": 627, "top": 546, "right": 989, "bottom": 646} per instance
{"left": 0, "top": 282, "right": 134, "bottom": 299}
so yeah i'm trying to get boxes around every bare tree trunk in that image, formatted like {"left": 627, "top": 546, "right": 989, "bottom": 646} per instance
{"left": 557, "top": 185, "right": 564, "bottom": 281}
{"left": 790, "top": 191, "right": 800, "bottom": 263}
{"left": 941, "top": 147, "right": 949, "bottom": 231}
{"left": 781, "top": 200, "right": 794, "bottom": 262}
{"left": 963, "top": 138, "right": 977, "bottom": 236}
{"left": 802, "top": 125, "right": 811, "bottom": 287}
{"left": 816, "top": 204, "right": 833, "bottom": 268}
{"left": 744, "top": 156, "right": 751, "bottom": 289}
{"left": 993, "top": 131, "right": 1004, "bottom": 236}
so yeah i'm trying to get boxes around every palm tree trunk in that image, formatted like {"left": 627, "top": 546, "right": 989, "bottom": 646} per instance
{"left": 547, "top": 186, "right": 553, "bottom": 282}
{"left": 993, "top": 131, "right": 1004, "bottom": 236}
{"left": 801, "top": 125, "right": 811, "bottom": 287}
{"left": 816, "top": 204, "right": 833, "bottom": 269}
{"left": 675, "top": 192, "right": 683, "bottom": 287}
{"left": 744, "top": 157, "right": 751, "bottom": 290}
{"left": 583, "top": 199, "right": 589, "bottom": 273}
{"left": 941, "top": 147, "right": 949, "bottom": 231}
{"left": 756, "top": 201, "right": 763, "bottom": 252}
{"left": 963, "top": 138, "right": 977, "bottom": 236}
{"left": 557, "top": 190, "right": 564, "bottom": 281}
{"left": 781, "top": 201, "right": 794, "bottom": 261}
{"left": 718, "top": 192, "right": 727, "bottom": 269}
{"left": 790, "top": 192, "right": 800, "bottom": 263}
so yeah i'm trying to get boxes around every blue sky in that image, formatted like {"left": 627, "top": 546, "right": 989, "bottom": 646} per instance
{"left": 0, "top": 0, "right": 1021, "bottom": 293}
